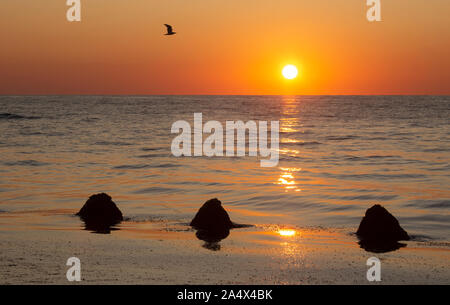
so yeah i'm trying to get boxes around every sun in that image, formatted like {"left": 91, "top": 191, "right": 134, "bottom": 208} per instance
{"left": 282, "top": 65, "right": 298, "bottom": 80}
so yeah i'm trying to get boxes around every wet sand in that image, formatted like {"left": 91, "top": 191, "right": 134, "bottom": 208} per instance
{"left": 0, "top": 210, "right": 449, "bottom": 284}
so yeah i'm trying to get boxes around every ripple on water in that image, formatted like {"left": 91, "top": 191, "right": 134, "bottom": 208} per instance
{"left": 321, "top": 194, "right": 398, "bottom": 201}
{"left": 2, "top": 160, "right": 49, "bottom": 167}
{"left": 94, "top": 141, "right": 134, "bottom": 146}
{"left": 136, "top": 153, "right": 170, "bottom": 158}
{"left": 0, "top": 113, "right": 41, "bottom": 120}
{"left": 132, "top": 186, "right": 181, "bottom": 194}
{"left": 404, "top": 199, "right": 450, "bottom": 209}
{"left": 113, "top": 163, "right": 179, "bottom": 170}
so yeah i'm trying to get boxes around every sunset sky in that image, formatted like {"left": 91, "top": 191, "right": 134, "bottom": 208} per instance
{"left": 0, "top": 0, "right": 449, "bottom": 95}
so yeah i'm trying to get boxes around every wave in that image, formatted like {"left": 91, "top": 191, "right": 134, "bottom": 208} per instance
{"left": 132, "top": 186, "right": 181, "bottom": 194}
{"left": 141, "top": 147, "right": 164, "bottom": 152}
{"left": 342, "top": 155, "right": 400, "bottom": 162}
{"left": 423, "top": 147, "right": 450, "bottom": 153}
{"left": 323, "top": 172, "right": 427, "bottom": 180}
{"left": 420, "top": 241, "right": 450, "bottom": 248}
{"left": 123, "top": 215, "right": 166, "bottom": 223}
{"left": 113, "top": 164, "right": 152, "bottom": 170}
{"left": 326, "top": 194, "right": 398, "bottom": 201}
{"left": 402, "top": 214, "right": 450, "bottom": 223}
{"left": 94, "top": 141, "right": 133, "bottom": 146}
{"left": 2, "top": 160, "right": 48, "bottom": 167}
{"left": 150, "top": 163, "right": 179, "bottom": 168}
{"left": 317, "top": 204, "right": 356, "bottom": 212}
{"left": 281, "top": 141, "right": 321, "bottom": 146}
{"left": 81, "top": 117, "right": 100, "bottom": 122}
{"left": 136, "top": 153, "right": 170, "bottom": 159}
{"left": 365, "top": 137, "right": 388, "bottom": 141}
{"left": 170, "top": 180, "right": 233, "bottom": 187}
{"left": 405, "top": 200, "right": 450, "bottom": 209}
{"left": 0, "top": 113, "right": 41, "bottom": 120}
{"left": 427, "top": 164, "right": 450, "bottom": 171}
{"left": 325, "top": 135, "right": 358, "bottom": 141}
{"left": 298, "top": 141, "right": 321, "bottom": 146}
{"left": 19, "top": 130, "right": 44, "bottom": 136}
{"left": 113, "top": 163, "right": 179, "bottom": 170}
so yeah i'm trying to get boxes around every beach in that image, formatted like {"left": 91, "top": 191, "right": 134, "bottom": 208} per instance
{"left": 0, "top": 208, "right": 449, "bottom": 284}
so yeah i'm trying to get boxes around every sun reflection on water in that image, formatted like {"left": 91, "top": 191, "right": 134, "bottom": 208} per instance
{"left": 276, "top": 167, "right": 301, "bottom": 192}
{"left": 276, "top": 228, "right": 304, "bottom": 263}
{"left": 278, "top": 229, "right": 297, "bottom": 237}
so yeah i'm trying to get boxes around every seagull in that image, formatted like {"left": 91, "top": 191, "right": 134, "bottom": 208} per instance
{"left": 164, "top": 24, "right": 176, "bottom": 36}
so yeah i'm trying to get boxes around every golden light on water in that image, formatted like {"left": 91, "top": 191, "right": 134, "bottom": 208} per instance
{"left": 280, "top": 167, "right": 301, "bottom": 172}
{"left": 278, "top": 177, "right": 295, "bottom": 185}
{"left": 277, "top": 167, "right": 301, "bottom": 192}
{"left": 278, "top": 229, "right": 296, "bottom": 237}
{"left": 281, "top": 173, "right": 294, "bottom": 179}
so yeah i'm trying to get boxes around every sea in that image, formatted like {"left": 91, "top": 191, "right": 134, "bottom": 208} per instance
{"left": 0, "top": 95, "right": 449, "bottom": 240}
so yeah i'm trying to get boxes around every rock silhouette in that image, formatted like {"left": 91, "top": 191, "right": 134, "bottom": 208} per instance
{"left": 190, "top": 198, "right": 234, "bottom": 231}
{"left": 76, "top": 193, "right": 123, "bottom": 233}
{"left": 191, "top": 198, "right": 246, "bottom": 251}
{"left": 357, "top": 204, "right": 409, "bottom": 253}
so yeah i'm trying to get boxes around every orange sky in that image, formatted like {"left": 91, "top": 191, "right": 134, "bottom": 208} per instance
{"left": 0, "top": 0, "right": 449, "bottom": 95}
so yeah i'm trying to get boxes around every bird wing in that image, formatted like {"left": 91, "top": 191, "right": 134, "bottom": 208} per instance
{"left": 164, "top": 24, "right": 173, "bottom": 33}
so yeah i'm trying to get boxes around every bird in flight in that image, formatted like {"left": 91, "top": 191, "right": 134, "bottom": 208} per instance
{"left": 164, "top": 24, "right": 176, "bottom": 36}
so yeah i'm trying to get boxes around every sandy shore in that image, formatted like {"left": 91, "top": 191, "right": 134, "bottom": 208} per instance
{"left": 0, "top": 210, "right": 449, "bottom": 285}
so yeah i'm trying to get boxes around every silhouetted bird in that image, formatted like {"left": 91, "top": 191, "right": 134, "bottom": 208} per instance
{"left": 164, "top": 24, "right": 176, "bottom": 35}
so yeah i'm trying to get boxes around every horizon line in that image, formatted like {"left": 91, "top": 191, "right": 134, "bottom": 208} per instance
{"left": 1, "top": 94, "right": 449, "bottom": 97}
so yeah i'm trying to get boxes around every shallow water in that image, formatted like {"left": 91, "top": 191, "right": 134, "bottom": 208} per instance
{"left": 0, "top": 95, "right": 449, "bottom": 240}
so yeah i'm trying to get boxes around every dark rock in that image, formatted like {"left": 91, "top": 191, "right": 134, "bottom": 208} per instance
{"left": 190, "top": 198, "right": 249, "bottom": 251}
{"left": 76, "top": 193, "right": 123, "bottom": 233}
{"left": 356, "top": 204, "right": 409, "bottom": 252}
{"left": 190, "top": 198, "right": 234, "bottom": 231}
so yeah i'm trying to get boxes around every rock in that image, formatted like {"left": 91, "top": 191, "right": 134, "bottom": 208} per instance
{"left": 190, "top": 198, "right": 252, "bottom": 250}
{"left": 190, "top": 198, "right": 236, "bottom": 251}
{"left": 190, "top": 198, "right": 234, "bottom": 231}
{"left": 356, "top": 204, "right": 409, "bottom": 252}
{"left": 76, "top": 193, "right": 123, "bottom": 233}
